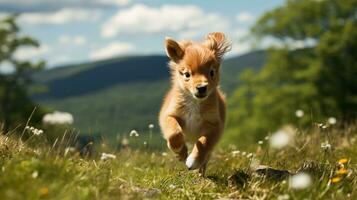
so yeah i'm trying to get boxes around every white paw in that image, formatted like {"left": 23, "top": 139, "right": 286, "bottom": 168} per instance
{"left": 186, "top": 154, "right": 200, "bottom": 170}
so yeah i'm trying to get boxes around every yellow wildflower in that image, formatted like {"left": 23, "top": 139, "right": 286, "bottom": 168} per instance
{"left": 338, "top": 158, "right": 348, "bottom": 164}
{"left": 331, "top": 177, "right": 342, "bottom": 183}
{"left": 38, "top": 187, "right": 49, "bottom": 196}
{"left": 336, "top": 168, "right": 348, "bottom": 175}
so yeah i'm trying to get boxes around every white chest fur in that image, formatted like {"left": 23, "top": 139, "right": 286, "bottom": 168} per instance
{"left": 182, "top": 100, "right": 202, "bottom": 143}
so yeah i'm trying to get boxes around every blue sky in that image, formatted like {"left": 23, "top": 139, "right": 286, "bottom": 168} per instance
{"left": 0, "top": 0, "right": 285, "bottom": 68}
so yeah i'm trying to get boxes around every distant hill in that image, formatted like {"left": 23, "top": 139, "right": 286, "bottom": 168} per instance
{"left": 32, "top": 50, "right": 266, "bottom": 138}
{"left": 32, "top": 56, "right": 170, "bottom": 99}
{"left": 221, "top": 50, "right": 266, "bottom": 93}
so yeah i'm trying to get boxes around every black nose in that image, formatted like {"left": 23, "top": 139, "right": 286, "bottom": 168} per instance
{"left": 196, "top": 85, "right": 207, "bottom": 94}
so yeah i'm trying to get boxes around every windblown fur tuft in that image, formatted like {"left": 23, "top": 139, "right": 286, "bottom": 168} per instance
{"left": 205, "top": 32, "right": 232, "bottom": 60}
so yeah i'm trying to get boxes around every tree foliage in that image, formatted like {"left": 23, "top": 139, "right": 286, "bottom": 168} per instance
{"left": 226, "top": 0, "right": 357, "bottom": 144}
{"left": 0, "top": 16, "right": 45, "bottom": 133}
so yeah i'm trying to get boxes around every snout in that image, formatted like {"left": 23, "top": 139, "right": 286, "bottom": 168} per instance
{"left": 194, "top": 84, "right": 208, "bottom": 99}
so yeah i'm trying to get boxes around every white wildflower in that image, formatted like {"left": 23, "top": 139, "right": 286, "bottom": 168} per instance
{"left": 277, "top": 194, "right": 290, "bottom": 200}
{"left": 121, "top": 138, "right": 129, "bottom": 146}
{"left": 168, "top": 184, "right": 176, "bottom": 189}
{"left": 148, "top": 124, "right": 154, "bottom": 129}
{"left": 317, "top": 123, "right": 328, "bottom": 129}
{"left": 100, "top": 153, "right": 116, "bottom": 160}
{"left": 129, "top": 130, "right": 139, "bottom": 137}
{"left": 33, "top": 149, "right": 41, "bottom": 155}
{"left": 64, "top": 147, "right": 76, "bottom": 156}
{"left": 143, "top": 141, "right": 147, "bottom": 145}
{"left": 249, "top": 158, "right": 260, "bottom": 170}
{"left": 247, "top": 153, "right": 253, "bottom": 158}
{"left": 232, "top": 150, "right": 240, "bottom": 156}
{"left": 270, "top": 127, "right": 295, "bottom": 149}
{"left": 289, "top": 173, "right": 312, "bottom": 189}
{"left": 265, "top": 136, "right": 269, "bottom": 140}
{"left": 241, "top": 151, "right": 246, "bottom": 156}
{"left": 295, "top": 110, "right": 304, "bottom": 118}
{"left": 33, "top": 129, "right": 43, "bottom": 135}
{"left": 162, "top": 152, "right": 168, "bottom": 156}
{"left": 32, "top": 171, "right": 38, "bottom": 178}
{"left": 328, "top": 117, "right": 337, "bottom": 125}
{"left": 25, "top": 126, "right": 43, "bottom": 136}
{"left": 42, "top": 111, "right": 74, "bottom": 125}
{"left": 321, "top": 141, "right": 331, "bottom": 150}
{"left": 258, "top": 140, "right": 263, "bottom": 145}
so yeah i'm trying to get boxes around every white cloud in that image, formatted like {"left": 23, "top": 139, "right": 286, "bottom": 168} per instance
{"left": 0, "top": 0, "right": 130, "bottom": 10}
{"left": 58, "top": 36, "right": 70, "bottom": 44}
{"left": 0, "top": 12, "right": 10, "bottom": 19}
{"left": 0, "top": 0, "right": 48, "bottom": 3}
{"left": 0, "top": 61, "right": 15, "bottom": 74}
{"left": 229, "top": 32, "right": 316, "bottom": 56}
{"left": 258, "top": 37, "right": 316, "bottom": 50}
{"left": 235, "top": 28, "right": 249, "bottom": 37}
{"left": 47, "top": 55, "right": 72, "bottom": 67}
{"left": 178, "top": 30, "right": 200, "bottom": 39}
{"left": 101, "top": 4, "right": 229, "bottom": 38}
{"left": 230, "top": 42, "right": 251, "bottom": 56}
{"left": 227, "top": 28, "right": 251, "bottom": 56}
{"left": 19, "top": 8, "right": 102, "bottom": 25}
{"left": 236, "top": 12, "right": 255, "bottom": 22}
{"left": 289, "top": 38, "right": 316, "bottom": 50}
{"left": 98, "top": 0, "right": 130, "bottom": 6}
{"left": 58, "top": 35, "right": 87, "bottom": 46}
{"left": 90, "top": 42, "right": 135, "bottom": 60}
{"left": 14, "top": 44, "right": 51, "bottom": 60}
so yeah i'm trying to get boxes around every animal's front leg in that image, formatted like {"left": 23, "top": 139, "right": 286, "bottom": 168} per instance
{"left": 162, "top": 116, "right": 188, "bottom": 162}
{"left": 186, "top": 123, "right": 221, "bottom": 175}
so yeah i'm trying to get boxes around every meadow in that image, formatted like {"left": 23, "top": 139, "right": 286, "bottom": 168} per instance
{"left": 0, "top": 122, "right": 355, "bottom": 200}
{"left": 0, "top": 1, "right": 356, "bottom": 199}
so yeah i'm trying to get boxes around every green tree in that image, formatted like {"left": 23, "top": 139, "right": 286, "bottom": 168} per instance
{"left": 0, "top": 16, "right": 45, "bottom": 133}
{"left": 226, "top": 0, "right": 357, "bottom": 145}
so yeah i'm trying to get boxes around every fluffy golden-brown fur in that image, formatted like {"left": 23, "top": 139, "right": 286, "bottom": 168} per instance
{"left": 159, "top": 32, "right": 231, "bottom": 176}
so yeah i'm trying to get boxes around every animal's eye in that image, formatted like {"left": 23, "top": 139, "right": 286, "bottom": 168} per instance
{"left": 183, "top": 72, "right": 190, "bottom": 78}
{"left": 210, "top": 69, "right": 215, "bottom": 77}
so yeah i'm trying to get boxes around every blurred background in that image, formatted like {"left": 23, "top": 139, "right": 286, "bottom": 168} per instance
{"left": 0, "top": 0, "right": 356, "bottom": 150}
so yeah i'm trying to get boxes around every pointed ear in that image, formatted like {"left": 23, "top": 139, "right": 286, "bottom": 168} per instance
{"left": 165, "top": 37, "right": 184, "bottom": 62}
{"left": 205, "top": 32, "right": 231, "bottom": 60}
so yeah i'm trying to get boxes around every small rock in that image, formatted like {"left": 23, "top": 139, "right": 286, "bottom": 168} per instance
{"left": 253, "top": 165, "right": 293, "bottom": 181}
{"left": 228, "top": 170, "right": 250, "bottom": 187}
{"left": 133, "top": 187, "right": 161, "bottom": 198}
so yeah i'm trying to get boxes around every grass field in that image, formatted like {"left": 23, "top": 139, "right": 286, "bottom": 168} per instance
{"left": 0, "top": 123, "right": 356, "bottom": 200}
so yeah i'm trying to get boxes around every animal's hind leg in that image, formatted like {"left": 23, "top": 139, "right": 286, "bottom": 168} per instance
{"left": 198, "top": 161, "right": 207, "bottom": 177}
{"left": 186, "top": 123, "right": 220, "bottom": 172}
{"left": 186, "top": 135, "right": 214, "bottom": 170}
